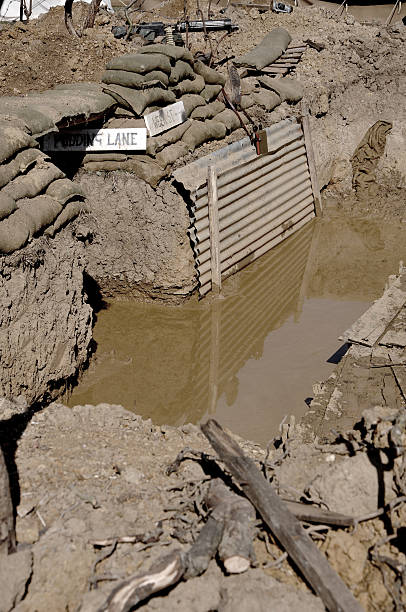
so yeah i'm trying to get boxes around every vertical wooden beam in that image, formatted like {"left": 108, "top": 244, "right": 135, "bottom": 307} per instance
{"left": 301, "top": 106, "right": 322, "bottom": 217}
{"left": 207, "top": 165, "right": 222, "bottom": 295}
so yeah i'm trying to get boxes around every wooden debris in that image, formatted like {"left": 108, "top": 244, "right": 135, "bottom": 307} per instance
{"left": 206, "top": 478, "right": 256, "bottom": 574}
{"left": 340, "top": 274, "right": 406, "bottom": 347}
{"left": 100, "top": 550, "right": 186, "bottom": 612}
{"left": 282, "top": 499, "right": 355, "bottom": 527}
{"left": 201, "top": 419, "right": 363, "bottom": 612}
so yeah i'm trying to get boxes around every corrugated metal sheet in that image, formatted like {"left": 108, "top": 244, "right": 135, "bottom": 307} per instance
{"left": 174, "top": 117, "right": 316, "bottom": 297}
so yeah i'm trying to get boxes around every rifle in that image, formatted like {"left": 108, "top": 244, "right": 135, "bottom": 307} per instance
{"left": 112, "top": 19, "right": 239, "bottom": 42}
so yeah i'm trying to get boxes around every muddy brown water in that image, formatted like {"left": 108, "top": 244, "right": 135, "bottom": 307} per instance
{"left": 67, "top": 216, "right": 406, "bottom": 445}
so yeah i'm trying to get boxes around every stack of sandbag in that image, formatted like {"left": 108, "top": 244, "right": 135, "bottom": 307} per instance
{"left": 80, "top": 45, "right": 233, "bottom": 186}
{"left": 0, "top": 119, "right": 87, "bottom": 255}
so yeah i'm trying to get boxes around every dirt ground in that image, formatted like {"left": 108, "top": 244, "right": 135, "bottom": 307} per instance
{"left": 1, "top": 1, "right": 406, "bottom": 611}
{"left": 1, "top": 401, "right": 405, "bottom": 611}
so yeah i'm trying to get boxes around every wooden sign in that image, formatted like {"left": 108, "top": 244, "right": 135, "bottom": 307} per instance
{"left": 144, "top": 101, "right": 186, "bottom": 137}
{"left": 43, "top": 128, "right": 146, "bottom": 152}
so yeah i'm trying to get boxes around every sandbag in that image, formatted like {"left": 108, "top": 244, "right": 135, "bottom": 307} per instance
{"left": 17, "top": 195, "right": 62, "bottom": 237}
{"left": 106, "top": 117, "right": 146, "bottom": 129}
{"left": 0, "top": 209, "right": 30, "bottom": 253}
{"left": 182, "top": 120, "right": 227, "bottom": 151}
{"left": 0, "top": 192, "right": 16, "bottom": 221}
{"left": 253, "top": 89, "right": 281, "bottom": 111}
{"left": 138, "top": 44, "right": 194, "bottom": 64}
{"left": 173, "top": 76, "right": 205, "bottom": 96}
{"left": 45, "top": 178, "right": 85, "bottom": 205}
{"left": 2, "top": 163, "right": 64, "bottom": 202}
{"left": 0, "top": 126, "right": 38, "bottom": 165}
{"left": 82, "top": 153, "right": 129, "bottom": 163}
{"left": 200, "top": 84, "right": 222, "bottom": 102}
{"left": 156, "top": 142, "right": 189, "bottom": 168}
{"left": 83, "top": 156, "right": 168, "bottom": 188}
{"left": 191, "top": 100, "right": 225, "bottom": 120}
{"left": 240, "top": 94, "right": 255, "bottom": 110}
{"left": 215, "top": 109, "right": 245, "bottom": 133}
{"left": 193, "top": 60, "right": 226, "bottom": 86}
{"left": 146, "top": 119, "right": 192, "bottom": 156}
{"left": 169, "top": 60, "right": 196, "bottom": 85}
{"left": 257, "top": 76, "right": 303, "bottom": 103}
{"left": 102, "top": 69, "right": 169, "bottom": 88}
{"left": 106, "top": 53, "right": 172, "bottom": 75}
{"left": 234, "top": 28, "right": 292, "bottom": 70}
{"left": 351, "top": 121, "right": 392, "bottom": 196}
{"left": 180, "top": 95, "right": 206, "bottom": 118}
{"left": 102, "top": 84, "right": 176, "bottom": 116}
{"left": 0, "top": 148, "right": 46, "bottom": 189}
{"left": 45, "top": 200, "right": 88, "bottom": 238}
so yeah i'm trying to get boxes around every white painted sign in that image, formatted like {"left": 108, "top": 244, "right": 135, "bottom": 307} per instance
{"left": 144, "top": 101, "right": 186, "bottom": 137}
{"left": 43, "top": 128, "right": 146, "bottom": 152}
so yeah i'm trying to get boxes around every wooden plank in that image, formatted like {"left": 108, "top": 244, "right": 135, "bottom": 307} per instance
{"left": 207, "top": 165, "right": 222, "bottom": 295}
{"left": 271, "top": 62, "right": 299, "bottom": 68}
{"left": 301, "top": 105, "right": 322, "bottom": 216}
{"left": 341, "top": 275, "right": 406, "bottom": 347}
{"left": 260, "top": 67, "right": 289, "bottom": 75}
{"left": 201, "top": 420, "right": 363, "bottom": 612}
{"left": 379, "top": 305, "right": 406, "bottom": 348}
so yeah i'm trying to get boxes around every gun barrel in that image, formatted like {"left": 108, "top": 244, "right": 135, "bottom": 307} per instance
{"left": 176, "top": 19, "right": 239, "bottom": 33}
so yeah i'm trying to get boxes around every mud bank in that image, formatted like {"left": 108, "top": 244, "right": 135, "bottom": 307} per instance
{"left": 0, "top": 229, "right": 92, "bottom": 406}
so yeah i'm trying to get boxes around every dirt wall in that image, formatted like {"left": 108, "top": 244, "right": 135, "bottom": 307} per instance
{"left": 0, "top": 230, "right": 92, "bottom": 406}
{"left": 77, "top": 172, "right": 197, "bottom": 300}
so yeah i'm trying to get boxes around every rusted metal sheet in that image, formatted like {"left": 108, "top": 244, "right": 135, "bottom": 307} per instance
{"left": 173, "top": 117, "right": 317, "bottom": 297}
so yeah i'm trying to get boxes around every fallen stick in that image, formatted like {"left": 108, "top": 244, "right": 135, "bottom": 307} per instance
{"left": 206, "top": 478, "right": 256, "bottom": 573}
{"left": 201, "top": 419, "right": 363, "bottom": 612}
{"left": 98, "top": 550, "right": 186, "bottom": 612}
{"left": 98, "top": 477, "right": 257, "bottom": 610}
{"left": 282, "top": 499, "right": 355, "bottom": 527}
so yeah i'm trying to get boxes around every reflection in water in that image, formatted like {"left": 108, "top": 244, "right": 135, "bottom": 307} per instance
{"left": 67, "top": 216, "right": 406, "bottom": 444}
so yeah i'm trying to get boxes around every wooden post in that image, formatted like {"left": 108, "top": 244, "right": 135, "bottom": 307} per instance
{"left": 201, "top": 419, "right": 364, "bottom": 612}
{"left": 301, "top": 105, "right": 322, "bottom": 217}
{"left": 207, "top": 165, "right": 222, "bottom": 295}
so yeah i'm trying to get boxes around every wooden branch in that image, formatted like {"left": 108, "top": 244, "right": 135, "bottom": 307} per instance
{"left": 201, "top": 419, "right": 363, "bottom": 612}
{"left": 282, "top": 499, "right": 355, "bottom": 527}
{"left": 64, "top": 0, "right": 82, "bottom": 37}
{"left": 207, "top": 478, "right": 256, "bottom": 573}
{"left": 100, "top": 550, "right": 186, "bottom": 612}
{"left": 83, "top": 0, "right": 102, "bottom": 30}
{"left": 0, "top": 447, "right": 15, "bottom": 556}
{"left": 185, "top": 515, "right": 224, "bottom": 578}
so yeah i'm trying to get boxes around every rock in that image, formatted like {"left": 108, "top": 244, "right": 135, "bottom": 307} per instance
{"left": 16, "top": 515, "right": 40, "bottom": 544}
{"left": 309, "top": 452, "right": 396, "bottom": 515}
{"left": 0, "top": 549, "right": 33, "bottom": 612}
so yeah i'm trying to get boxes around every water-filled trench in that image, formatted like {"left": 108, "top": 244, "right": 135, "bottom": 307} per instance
{"left": 67, "top": 215, "right": 406, "bottom": 445}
